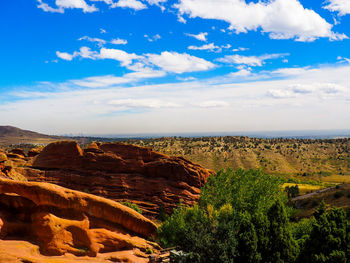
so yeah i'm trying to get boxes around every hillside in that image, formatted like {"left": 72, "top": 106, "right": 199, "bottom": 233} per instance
{"left": 125, "top": 136, "right": 350, "bottom": 184}
{"left": 0, "top": 126, "right": 62, "bottom": 145}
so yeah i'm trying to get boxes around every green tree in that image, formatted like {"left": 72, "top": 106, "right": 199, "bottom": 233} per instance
{"left": 299, "top": 202, "right": 350, "bottom": 262}
{"left": 265, "top": 200, "right": 299, "bottom": 263}
{"left": 158, "top": 169, "right": 298, "bottom": 263}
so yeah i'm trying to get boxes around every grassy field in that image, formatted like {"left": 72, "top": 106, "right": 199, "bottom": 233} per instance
{"left": 282, "top": 183, "right": 324, "bottom": 195}
{"left": 124, "top": 136, "right": 350, "bottom": 184}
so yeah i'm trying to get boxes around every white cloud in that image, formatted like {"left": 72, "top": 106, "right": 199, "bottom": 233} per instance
{"left": 229, "top": 69, "right": 252, "bottom": 77}
{"left": 188, "top": 43, "right": 231, "bottom": 52}
{"left": 188, "top": 43, "right": 218, "bottom": 51}
{"left": 90, "top": 0, "right": 117, "bottom": 8}
{"left": 175, "top": 0, "right": 346, "bottom": 42}
{"left": 144, "top": 34, "right": 161, "bottom": 42}
{"left": 337, "top": 56, "right": 350, "bottom": 63}
{"left": 233, "top": 47, "right": 249, "bottom": 52}
{"left": 3, "top": 63, "right": 350, "bottom": 134}
{"left": 73, "top": 75, "right": 131, "bottom": 88}
{"left": 99, "top": 48, "right": 140, "bottom": 66}
{"left": 78, "top": 36, "right": 106, "bottom": 46}
{"left": 177, "top": 15, "right": 187, "bottom": 23}
{"left": 145, "top": 0, "right": 167, "bottom": 11}
{"left": 56, "top": 47, "right": 215, "bottom": 75}
{"left": 110, "top": 38, "right": 128, "bottom": 45}
{"left": 218, "top": 54, "right": 288, "bottom": 67}
{"left": 145, "top": 0, "right": 167, "bottom": 5}
{"left": 108, "top": 99, "right": 180, "bottom": 109}
{"left": 115, "top": 0, "right": 147, "bottom": 10}
{"left": 323, "top": 0, "right": 350, "bottom": 16}
{"left": 72, "top": 66, "right": 165, "bottom": 88}
{"left": 37, "top": 0, "right": 98, "bottom": 13}
{"left": 193, "top": 100, "right": 229, "bottom": 108}
{"left": 185, "top": 32, "right": 208, "bottom": 41}
{"left": 56, "top": 51, "right": 74, "bottom": 61}
{"left": 146, "top": 51, "right": 215, "bottom": 73}
{"left": 268, "top": 82, "right": 346, "bottom": 99}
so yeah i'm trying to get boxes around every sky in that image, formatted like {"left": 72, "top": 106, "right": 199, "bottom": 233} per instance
{"left": 0, "top": 0, "right": 350, "bottom": 135}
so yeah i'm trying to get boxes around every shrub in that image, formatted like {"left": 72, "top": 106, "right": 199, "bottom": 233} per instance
{"left": 121, "top": 201, "right": 143, "bottom": 214}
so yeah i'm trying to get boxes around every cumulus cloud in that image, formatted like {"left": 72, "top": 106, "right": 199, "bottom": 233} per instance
{"left": 99, "top": 48, "right": 141, "bottom": 66}
{"left": 56, "top": 47, "right": 215, "bottom": 77}
{"left": 56, "top": 51, "right": 75, "bottom": 61}
{"left": 323, "top": 0, "right": 350, "bottom": 16}
{"left": 37, "top": 0, "right": 98, "bottom": 13}
{"left": 185, "top": 32, "right": 208, "bottom": 41}
{"left": 115, "top": 0, "right": 147, "bottom": 10}
{"left": 144, "top": 0, "right": 167, "bottom": 11}
{"left": 145, "top": 51, "right": 215, "bottom": 73}
{"left": 218, "top": 54, "right": 288, "bottom": 67}
{"left": 175, "top": 0, "right": 346, "bottom": 42}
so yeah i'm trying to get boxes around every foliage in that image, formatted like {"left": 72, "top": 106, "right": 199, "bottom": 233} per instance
{"left": 298, "top": 201, "right": 350, "bottom": 262}
{"left": 199, "top": 169, "right": 286, "bottom": 215}
{"left": 158, "top": 169, "right": 350, "bottom": 262}
{"left": 120, "top": 201, "right": 143, "bottom": 214}
{"left": 158, "top": 169, "right": 297, "bottom": 263}
{"left": 285, "top": 185, "right": 300, "bottom": 199}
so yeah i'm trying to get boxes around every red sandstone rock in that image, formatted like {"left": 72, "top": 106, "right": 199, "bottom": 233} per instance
{"left": 9, "top": 148, "right": 26, "bottom": 157}
{"left": 0, "top": 178, "right": 158, "bottom": 260}
{"left": 28, "top": 141, "right": 213, "bottom": 216}
{"left": 28, "top": 146, "right": 44, "bottom": 157}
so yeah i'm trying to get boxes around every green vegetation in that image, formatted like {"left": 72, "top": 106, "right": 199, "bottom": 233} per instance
{"left": 121, "top": 201, "right": 143, "bottom": 214}
{"left": 285, "top": 185, "right": 300, "bottom": 199}
{"left": 158, "top": 169, "right": 350, "bottom": 263}
{"left": 126, "top": 136, "right": 350, "bottom": 184}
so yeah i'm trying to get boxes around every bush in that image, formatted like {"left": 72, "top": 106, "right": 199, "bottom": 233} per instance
{"left": 121, "top": 201, "right": 143, "bottom": 214}
{"left": 299, "top": 202, "right": 350, "bottom": 262}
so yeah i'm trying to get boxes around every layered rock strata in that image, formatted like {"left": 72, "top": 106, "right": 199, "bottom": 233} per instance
{"left": 0, "top": 178, "right": 158, "bottom": 261}
{"left": 20, "top": 141, "right": 213, "bottom": 216}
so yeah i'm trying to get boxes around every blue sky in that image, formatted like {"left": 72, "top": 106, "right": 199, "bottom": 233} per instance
{"left": 1, "top": 0, "right": 350, "bottom": 135}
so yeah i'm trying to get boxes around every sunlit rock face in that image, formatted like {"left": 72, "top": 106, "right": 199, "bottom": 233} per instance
{"left": 25, "top": 141, "right": 214, "bottom": 216}
{"left": 0, "top": 178, "right": 158, "bottom": 261}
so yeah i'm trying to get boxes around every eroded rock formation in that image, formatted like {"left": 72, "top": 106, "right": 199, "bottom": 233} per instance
{"left": 0, "top": 178, "right": 158, "bottom": 261}
{"left": 20, "top": 141, "right": 213, "bottom": 216}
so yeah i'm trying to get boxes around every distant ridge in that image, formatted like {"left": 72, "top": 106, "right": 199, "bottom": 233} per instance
{"left": 0, "top": 125, "right": 62, "bottom": 145}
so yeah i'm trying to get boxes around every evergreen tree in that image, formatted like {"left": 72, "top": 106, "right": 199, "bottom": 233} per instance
{"left": 265, "top": 200, "right": 299, "bottom": 263}
{"left": 299, "top": 202, "right": 350, "bottom": 263}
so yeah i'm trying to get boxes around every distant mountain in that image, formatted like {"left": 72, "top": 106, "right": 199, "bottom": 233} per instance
{"left": 0, "top": 126, "right": 62, "bottom": 145}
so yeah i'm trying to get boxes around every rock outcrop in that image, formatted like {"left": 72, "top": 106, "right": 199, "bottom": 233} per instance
{"left": 0, "top": 178, "right": 158, "bottom": 261}
{"left": 23, "top": 141, "right": 213, "bottom": 216}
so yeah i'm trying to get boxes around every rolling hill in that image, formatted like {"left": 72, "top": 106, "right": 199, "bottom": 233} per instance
{"left": 0, "top": 125, "right": 62, "bottom": 145}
